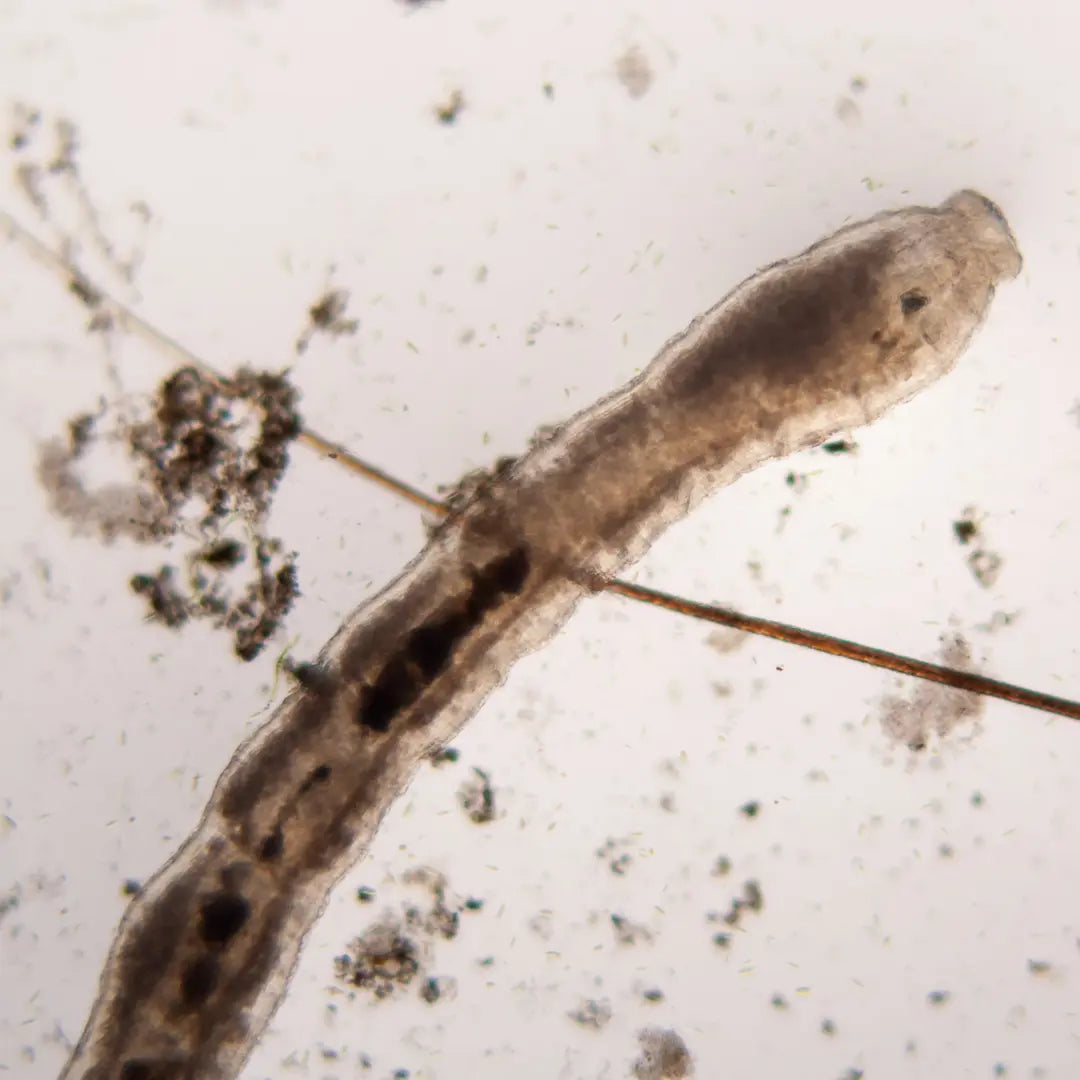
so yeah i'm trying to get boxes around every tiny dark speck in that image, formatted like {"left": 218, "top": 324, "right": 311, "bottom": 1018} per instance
{"left": 739, "top": 800, "right": 760, "bottom": 818}
{"left": 953, "top": 518, "right": 978, "bottom": 545}
{"left": 822, "top": 439, "right": 855, "bottom": 454}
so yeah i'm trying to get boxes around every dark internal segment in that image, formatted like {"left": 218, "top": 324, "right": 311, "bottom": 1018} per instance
{"left": 357, "top": 546, "right": 531, "bottom": 733}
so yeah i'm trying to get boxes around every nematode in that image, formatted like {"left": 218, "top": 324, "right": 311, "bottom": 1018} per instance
{"left": 59, "top": 190, "right": 1022, "bottom": 1080}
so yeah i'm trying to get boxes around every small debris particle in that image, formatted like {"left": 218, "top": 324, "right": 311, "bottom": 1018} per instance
{"left": 711, "top": 855, "right": 732, "bottom": 877}
{"left": 821, "top": 439, "right": 856, "bottom": 454}
{"left": 835, "top": 96, "right": 861, "bottom": 127}
{"left": 968, "top": 548, "right": 1003, "bottom": 588}
{"left": 419, "top": 975, "right": 456, "bottom": 1004}
{"left": 120, "top": 879, "right": 141, "bottom": 898}
{"left": 334, "top": 923, "right": 421, "bottom": 999}
{"left": 770, "top": 993, "right": 788, "bottom": 1009}
{"left": 611, "top": 913, "right": 653, "bottom": 946}
{"left": 643, "top": 987, "right": 664, "bottom": 1003}
{"left": 953, "top": 515, "right": 979, "bottom": 545}
{"left": 971, "top": 791, "right": 985, "bottom": 807}
{"left": 428, "top": 746, "right": 460, "bottom": 767}
{"left": 69, "top": 273, "right": 103, "bottom": 308}
{"left": 568, "top": 998, "right": 612, "bottom": 1030}
{"left": 198, "top": 538, "right": 245, "bottom": 568}
{"left": 879, "top": 634, "right": 983, "bottom": 751}
{"left": 706, "top": 627, "right": 749, "bottom": 655}
{"left": 952, "top": 507, "right": 1003, "bottom": 586}
{"left": 40, "top": 365, "right": 304, "bottom": 660}
{"left": 927, "top": 989, "right": 951, "bottom": 1006}
{"left": 464, "top": 897, "right": 484, "bottom": 911}
{"left": 295, "top": 289, "right": 359, "bottom": 354}
{"left": 739, "top": 800, "right": 760, "bottom": 819}
{"left": 130, "top": 567, "right": 190, "bottom": 629}
{"left": 821, "top": 1018, "right": 836, "bottom": 1036}
{"left": 715, "top": 879, "right": 764, "bottom": 930}
{"left": 434, "top": 88, "right": 465, "bottom": 125}
{"left": 938, "top": 843, "right": 955, "bottom": 858}
{"left": 596, "top": 836, "right": 634, "bottom": 876}
{"left": 541, "top": 82, "right": 554, "bottom": 99}
{"left": 0, "top": 887, "right": 20, "bottom": 922}
{"left": 632, "top": 1027, "right": 694, "bottom": 1079}
{"left": 336, "top": 869, "right": 471, "bottom": 1001}
{"left": 711, "top": 932, "right": 731, "bottom": 949}
{"left": 615, "top": 45, "right": 653, "bottom": 99}
{"left": 458, "top": 767, "right": 496, "bottom": 824}
{"left": 744, "top": 880, "right": 763, "bottom": 911}
{"left": 1027, "top": 959, "right": 1053, "bottom": 976}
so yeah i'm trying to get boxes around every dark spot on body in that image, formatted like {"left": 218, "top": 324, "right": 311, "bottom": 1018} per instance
{"left": 257, "top": 827, "right": 284, "bottom": 861}
{"left": 406, "top": 611, "right": 475, "bottom": 678}
{"left": 359, "top": 656, "right": 422, "bottom": 732}
{"left": 465, "top": 545, "right": 531, "bottom": 618}
{"left": 120, "top": 1060, "right": 186, "bottom": 1080}
{"left": 180, "top": 954, "right": 219, "bottom": 1006}
{"left": 869, "top": 328, "right": 898, "bottom": 349}
{"left": 900, "top": 289, "right": 929, "bottom": 315}
{"left": 356, "top": 546, "right": 531, "bottom": 732}
{"left": 298, "top": 762, "right": 332, "bottom": 794}
{"left": 198, "top": 890, "right": 250, "bottom": 946}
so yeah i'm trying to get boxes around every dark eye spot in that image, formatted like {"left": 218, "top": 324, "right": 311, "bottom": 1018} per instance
{"left": 198, "top": 890, "right": 251, "bottom": 946}
{"left": 257, "top": 827, "right": 284, "bottom": 861}
{"left": 900, "top": 290, "right": 929, "bottom": 315}
{"left": 180, "top": 954, "right": 220, "bottom": 1006}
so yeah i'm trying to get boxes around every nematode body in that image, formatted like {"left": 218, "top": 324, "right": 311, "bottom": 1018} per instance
{"left": 61, "top": 190, "right": 1022, "bottom": 1080}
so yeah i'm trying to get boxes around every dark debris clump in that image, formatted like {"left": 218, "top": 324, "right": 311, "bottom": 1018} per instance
{"left": 38, "top": 364, "right": 304, "bottom": 660}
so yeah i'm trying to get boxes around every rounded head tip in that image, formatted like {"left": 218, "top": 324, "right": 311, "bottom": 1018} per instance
{"left": 942, "top": 189, "right": 1022, "bottom": 279}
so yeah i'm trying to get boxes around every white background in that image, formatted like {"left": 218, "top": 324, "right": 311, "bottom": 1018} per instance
{"left": 1, "top": 2, "right": 1079, "bottom": 1078}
